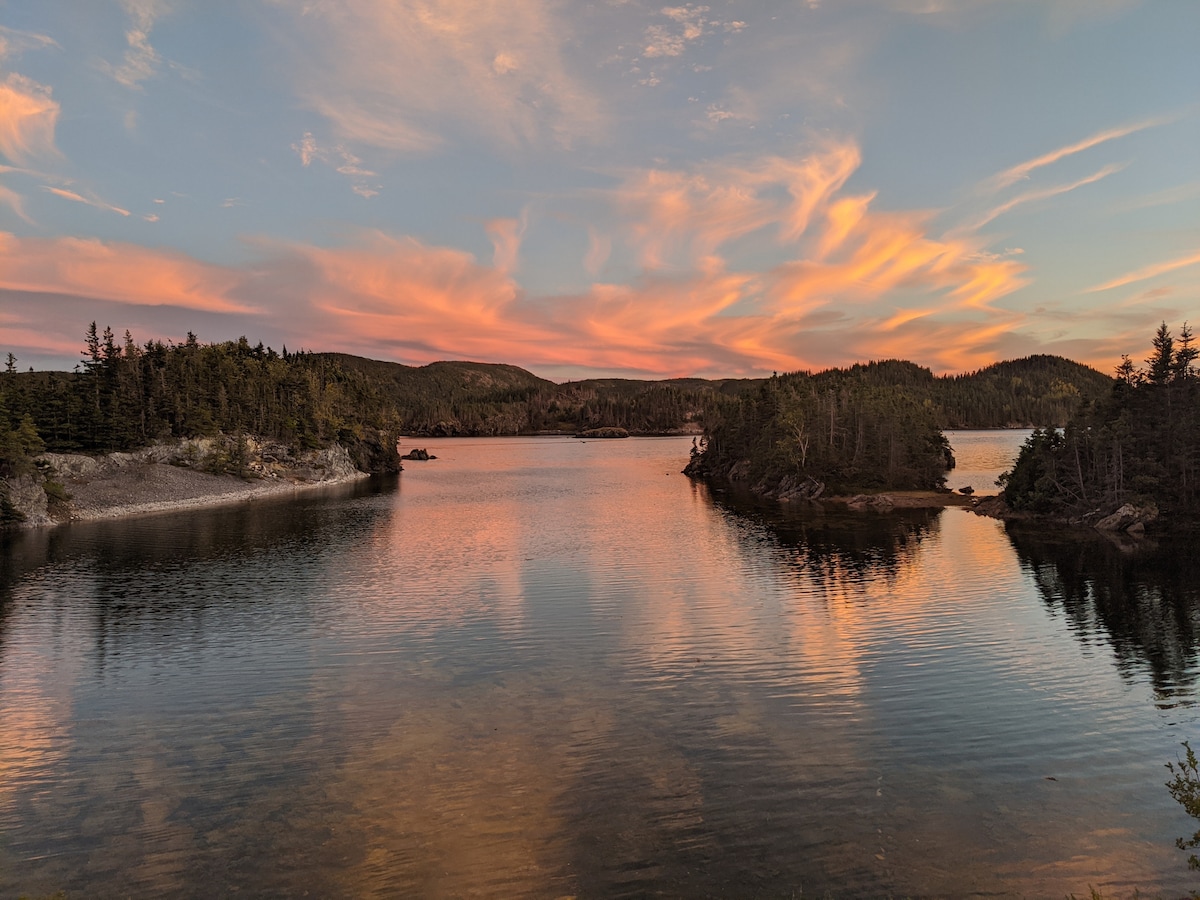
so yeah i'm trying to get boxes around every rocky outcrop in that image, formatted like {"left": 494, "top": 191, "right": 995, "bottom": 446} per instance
{"left": 2, "top": 433, "right": 388, "bottom": 530}
{"left": 758, "top": 473, "right": 824, "bottom": 502}
{"left": 340, "top": 426, "right": 403, "bottom": 474}
{"left": 401, "top": 448, "right": 437, "bottom": 461}
{"left": 1094, "top": 502, "right": 1159, "bottom": 534}
{"left": 0, "top": 473, "right": 52, "bottom": 527}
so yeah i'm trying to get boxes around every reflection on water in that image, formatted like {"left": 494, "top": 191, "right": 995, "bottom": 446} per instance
{"left": 1, "top": 437, "right": 1198, "bottom": 898}
{"left": 1008, "top": 525, "right": 1200, "bottom": 708}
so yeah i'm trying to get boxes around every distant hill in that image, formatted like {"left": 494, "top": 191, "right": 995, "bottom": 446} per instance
{"left": 938, "top": 355, "right": 1114, "bottom": 428}
{"left": 291, "top": 351, "right": 1115, "bottom": 434}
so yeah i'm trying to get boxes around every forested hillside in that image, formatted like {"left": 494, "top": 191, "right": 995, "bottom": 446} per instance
{"left": 1000, "top": 324, "right": 1199, "bottom": 524}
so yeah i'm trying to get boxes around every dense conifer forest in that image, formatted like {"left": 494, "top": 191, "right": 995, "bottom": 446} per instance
{"left": 682, "top": 363, "right": 955, "bottom": 495}
{"left": 1000, "top": 323, "right": 1200, "bottom": 523}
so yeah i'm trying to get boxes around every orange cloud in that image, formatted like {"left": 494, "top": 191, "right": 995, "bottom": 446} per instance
{"left": 615, "top": 141, "right": 861, "bottom": 270}
{"left": 0, "top": 73, "right": 59, "bottom": 165}
{"left": 0, "top": 134, "right": 1046, "bottom": 379}
{"left": 0, "top": 233, "right": 253, "bottom": 313}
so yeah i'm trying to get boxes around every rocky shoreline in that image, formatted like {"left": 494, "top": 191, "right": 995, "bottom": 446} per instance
{"left": 1, "top": 435, "right": 377, "bottom": 529}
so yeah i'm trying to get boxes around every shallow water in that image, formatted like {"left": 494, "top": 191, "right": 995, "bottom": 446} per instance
{"left": 1, "top": 433, "right": 1197, "bottom": 897}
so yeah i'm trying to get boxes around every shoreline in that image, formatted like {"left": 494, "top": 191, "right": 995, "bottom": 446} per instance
{"left": 3, "top": 439, "right": 379, "bottom": 530}
{"left": 63, "top": 469, "right": 370, "bottom": 525}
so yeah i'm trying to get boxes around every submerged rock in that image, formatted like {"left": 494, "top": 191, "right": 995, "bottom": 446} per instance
{"left": 575, "top": 427, "right": 630, "bottom": 439}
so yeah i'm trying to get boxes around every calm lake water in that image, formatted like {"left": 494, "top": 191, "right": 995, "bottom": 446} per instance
{"left": 2, "top": 431, "right": 1199, "bottom": 898}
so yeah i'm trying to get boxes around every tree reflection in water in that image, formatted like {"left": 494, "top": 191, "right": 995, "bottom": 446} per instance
{"left": 1006, "top": 525, "right": 1200, "bottom": 708}
{"left": 707, "top": 482, "right": 939, "bottom": 591}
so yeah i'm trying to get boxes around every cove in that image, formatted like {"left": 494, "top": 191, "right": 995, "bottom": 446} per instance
{"left": 1, "top": 433, "right": 1197, "bottom": 897}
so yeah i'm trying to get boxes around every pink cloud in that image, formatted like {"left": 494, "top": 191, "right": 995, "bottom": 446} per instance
{"left": 0, "top": 73, "right": 59, "bottom": 165}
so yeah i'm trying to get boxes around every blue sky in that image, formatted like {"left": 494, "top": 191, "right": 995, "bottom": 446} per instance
{"left": 1, "top": 0, "right": 1197, "bottom": 378}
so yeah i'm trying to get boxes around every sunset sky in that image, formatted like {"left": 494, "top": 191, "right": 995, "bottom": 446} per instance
{"left": 1, "top": 1, "right": 1197, "bottom": 379}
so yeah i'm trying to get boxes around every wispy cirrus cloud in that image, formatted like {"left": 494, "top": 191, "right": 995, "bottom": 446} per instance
{"left": 985, "top": 117, "right": 1166, "bottom": 191}
{"left": 291, "top": 131, "right": 380, "bottom": 198}
{"left": 278, "top": 0, "right": 603, "bottom": 154}
{"left": 101, "top": 0, "right": 170, "bottom": 89}
{"left": 966, "top": 163, "right": 1125, "bottom": 231}
{"left": 42, "top": 185, "right": 131, "bottom": 217}
{"left": 1086, "top": 248, "right": 1200, "bottom": 293}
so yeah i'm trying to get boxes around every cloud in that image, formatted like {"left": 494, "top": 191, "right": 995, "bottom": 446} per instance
{"left": 291, "top": 131, "right": 380, "bottom": 197}
{"left": 986, "top": 117, "right": 1166, "bottom": 191}
{"left": 0, "top": 130, "right": 1050, "bottom": 378}
{"left": 613, "top": 141, "right": 861, "bottom": 269}
{"left": 486, "top": 215, "right": 526, "bottom": 275}
{"left": 1086, "top": 248, "right": 1200, "bottom": 293}
{"left": 42, "top": 185, "right": 131, "bottom": 217}
{"left": 0, "top": 184, "right": 32, "bottom": 224}
{"left": 0, "top": 26, "right": 60, "bottom": 61}
{"left": 102, "top": 0, "right": 170, "bottom": 89}
{"left": 0, "top": 73, "right": 60, "bottom": 165}
{"left": 644, "top": 5, "right": 713, "bottom": 58}
{"left": 277, "top": 0, "right": 603, "bottom": 154}
{"left": 0, "top": 233, "right": 255, "bottom": 314}
{"left": 966, "top": 163, "right": 1125, "bottom": 231}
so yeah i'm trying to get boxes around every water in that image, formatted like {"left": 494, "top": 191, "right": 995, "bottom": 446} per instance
{"left": 1, "top": 432, "right": 1198, "bottom": 897}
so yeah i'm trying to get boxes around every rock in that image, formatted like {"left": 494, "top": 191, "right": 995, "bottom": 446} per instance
{"left": 401, "top": 448, "right": 432, "bottom": 461}
{"left": 773, "top": 474, "right": 825, "bottom": 501}
{"left": 846, "top": 493, "right": 895, "bottom": 512}
{"left": 958, "top": 485, "right": 974, "bottom": 495}
{"left": 1094, "top": 502, "right": 1158, "bottom": 533}
{"left": 1, "top": 474, "right": 51, "bottom": 527}
{"left": 575, "top": 426, "right": 630, "bottom": 439}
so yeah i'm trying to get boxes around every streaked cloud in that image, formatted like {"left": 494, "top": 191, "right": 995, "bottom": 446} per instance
{"left": 0, "top": 183, "right": 31, "bottom": 224}
{"left": 1086, "top": 248, "right": 1200, "bottom": 294}
{"left": 0, "top": 73, "right": 60, "bottom": 165}
{"left": 986, "top": 118, "right": 1164, "bottom": 191}
{"left": 0, "top": 232, "right": 254, "bottom": 314}
{"left": 42, "top": 185, "right": 131, "bottom": 217}
{"left": 967, "top": 163, "right": 1125, "bottom": 231}
{"left": 0, "top": 25, "right": 60, "bottom": 60}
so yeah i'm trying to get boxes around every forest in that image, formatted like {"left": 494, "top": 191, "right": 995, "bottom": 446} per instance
{"left": 1, "top": 322, "right": 1116, "bottom": 500}
{"left": 1000, "top": 323, "right": 1199, "bottom": 524}
{"left": 682, "top": 362, "right": 955, "bottom": 496}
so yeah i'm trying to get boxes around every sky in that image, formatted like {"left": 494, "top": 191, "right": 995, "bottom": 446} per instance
{"left": 0, "top": 0, "right": 1197, "bottom": 380}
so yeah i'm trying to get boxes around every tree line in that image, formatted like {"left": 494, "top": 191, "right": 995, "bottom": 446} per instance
{"left": 1, "top": 325, "right": 405, "bottom": 476}
{"left": 2, "top": 323, "right": 1117, "bottom": 488}
{"left": 1000, "top": 323, "right": 1199, "bottom": 521}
